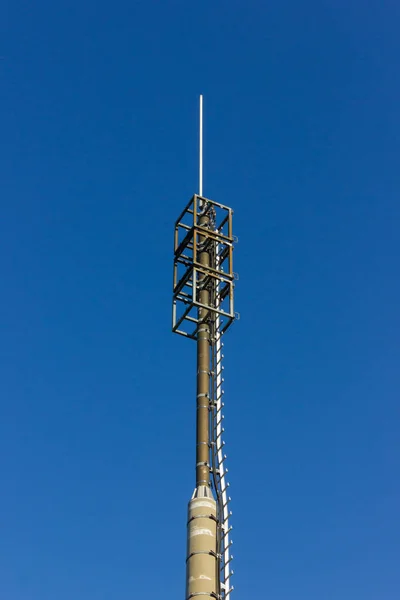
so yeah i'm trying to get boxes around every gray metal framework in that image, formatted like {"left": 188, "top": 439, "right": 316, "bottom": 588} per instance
{"left": 172, "top": 195, "right": 236, "bottom": 339}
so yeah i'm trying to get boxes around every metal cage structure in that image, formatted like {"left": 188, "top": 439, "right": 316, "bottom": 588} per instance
{"left": 172, "top": 195, "right": 236, "bottom": 340}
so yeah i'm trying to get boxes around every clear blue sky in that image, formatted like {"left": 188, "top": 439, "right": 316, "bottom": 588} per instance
{"left": 1, "top": 2, "right": 399, "bottom": 599}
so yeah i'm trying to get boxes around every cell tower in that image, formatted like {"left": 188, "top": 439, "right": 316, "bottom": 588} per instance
{"left": 172, "top": 96, "right": 238, "bottom": 600}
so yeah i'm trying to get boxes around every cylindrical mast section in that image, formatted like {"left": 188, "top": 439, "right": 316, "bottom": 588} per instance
{"left": 187, "top": 204, "right": 218, "bottom": 600}
{"left": 196, "top": 207, "right": 210, "bottom": 488}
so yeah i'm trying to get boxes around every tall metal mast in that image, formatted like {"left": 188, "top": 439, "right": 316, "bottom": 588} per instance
{"left": 172, "top": 96, "right": 237, "bottom": 600}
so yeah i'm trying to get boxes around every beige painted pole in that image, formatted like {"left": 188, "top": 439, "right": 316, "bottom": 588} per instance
{"left": 186, "top": 492, "right": 218, "bottom": 600}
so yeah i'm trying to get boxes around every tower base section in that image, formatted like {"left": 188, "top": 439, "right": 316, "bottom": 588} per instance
{"left": 186, "top": 487, "right": 218, "bottom": 600}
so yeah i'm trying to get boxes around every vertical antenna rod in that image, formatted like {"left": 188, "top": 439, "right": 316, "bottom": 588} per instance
{"left": 199, "top": 94, "right": 203, "bottom": 197}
